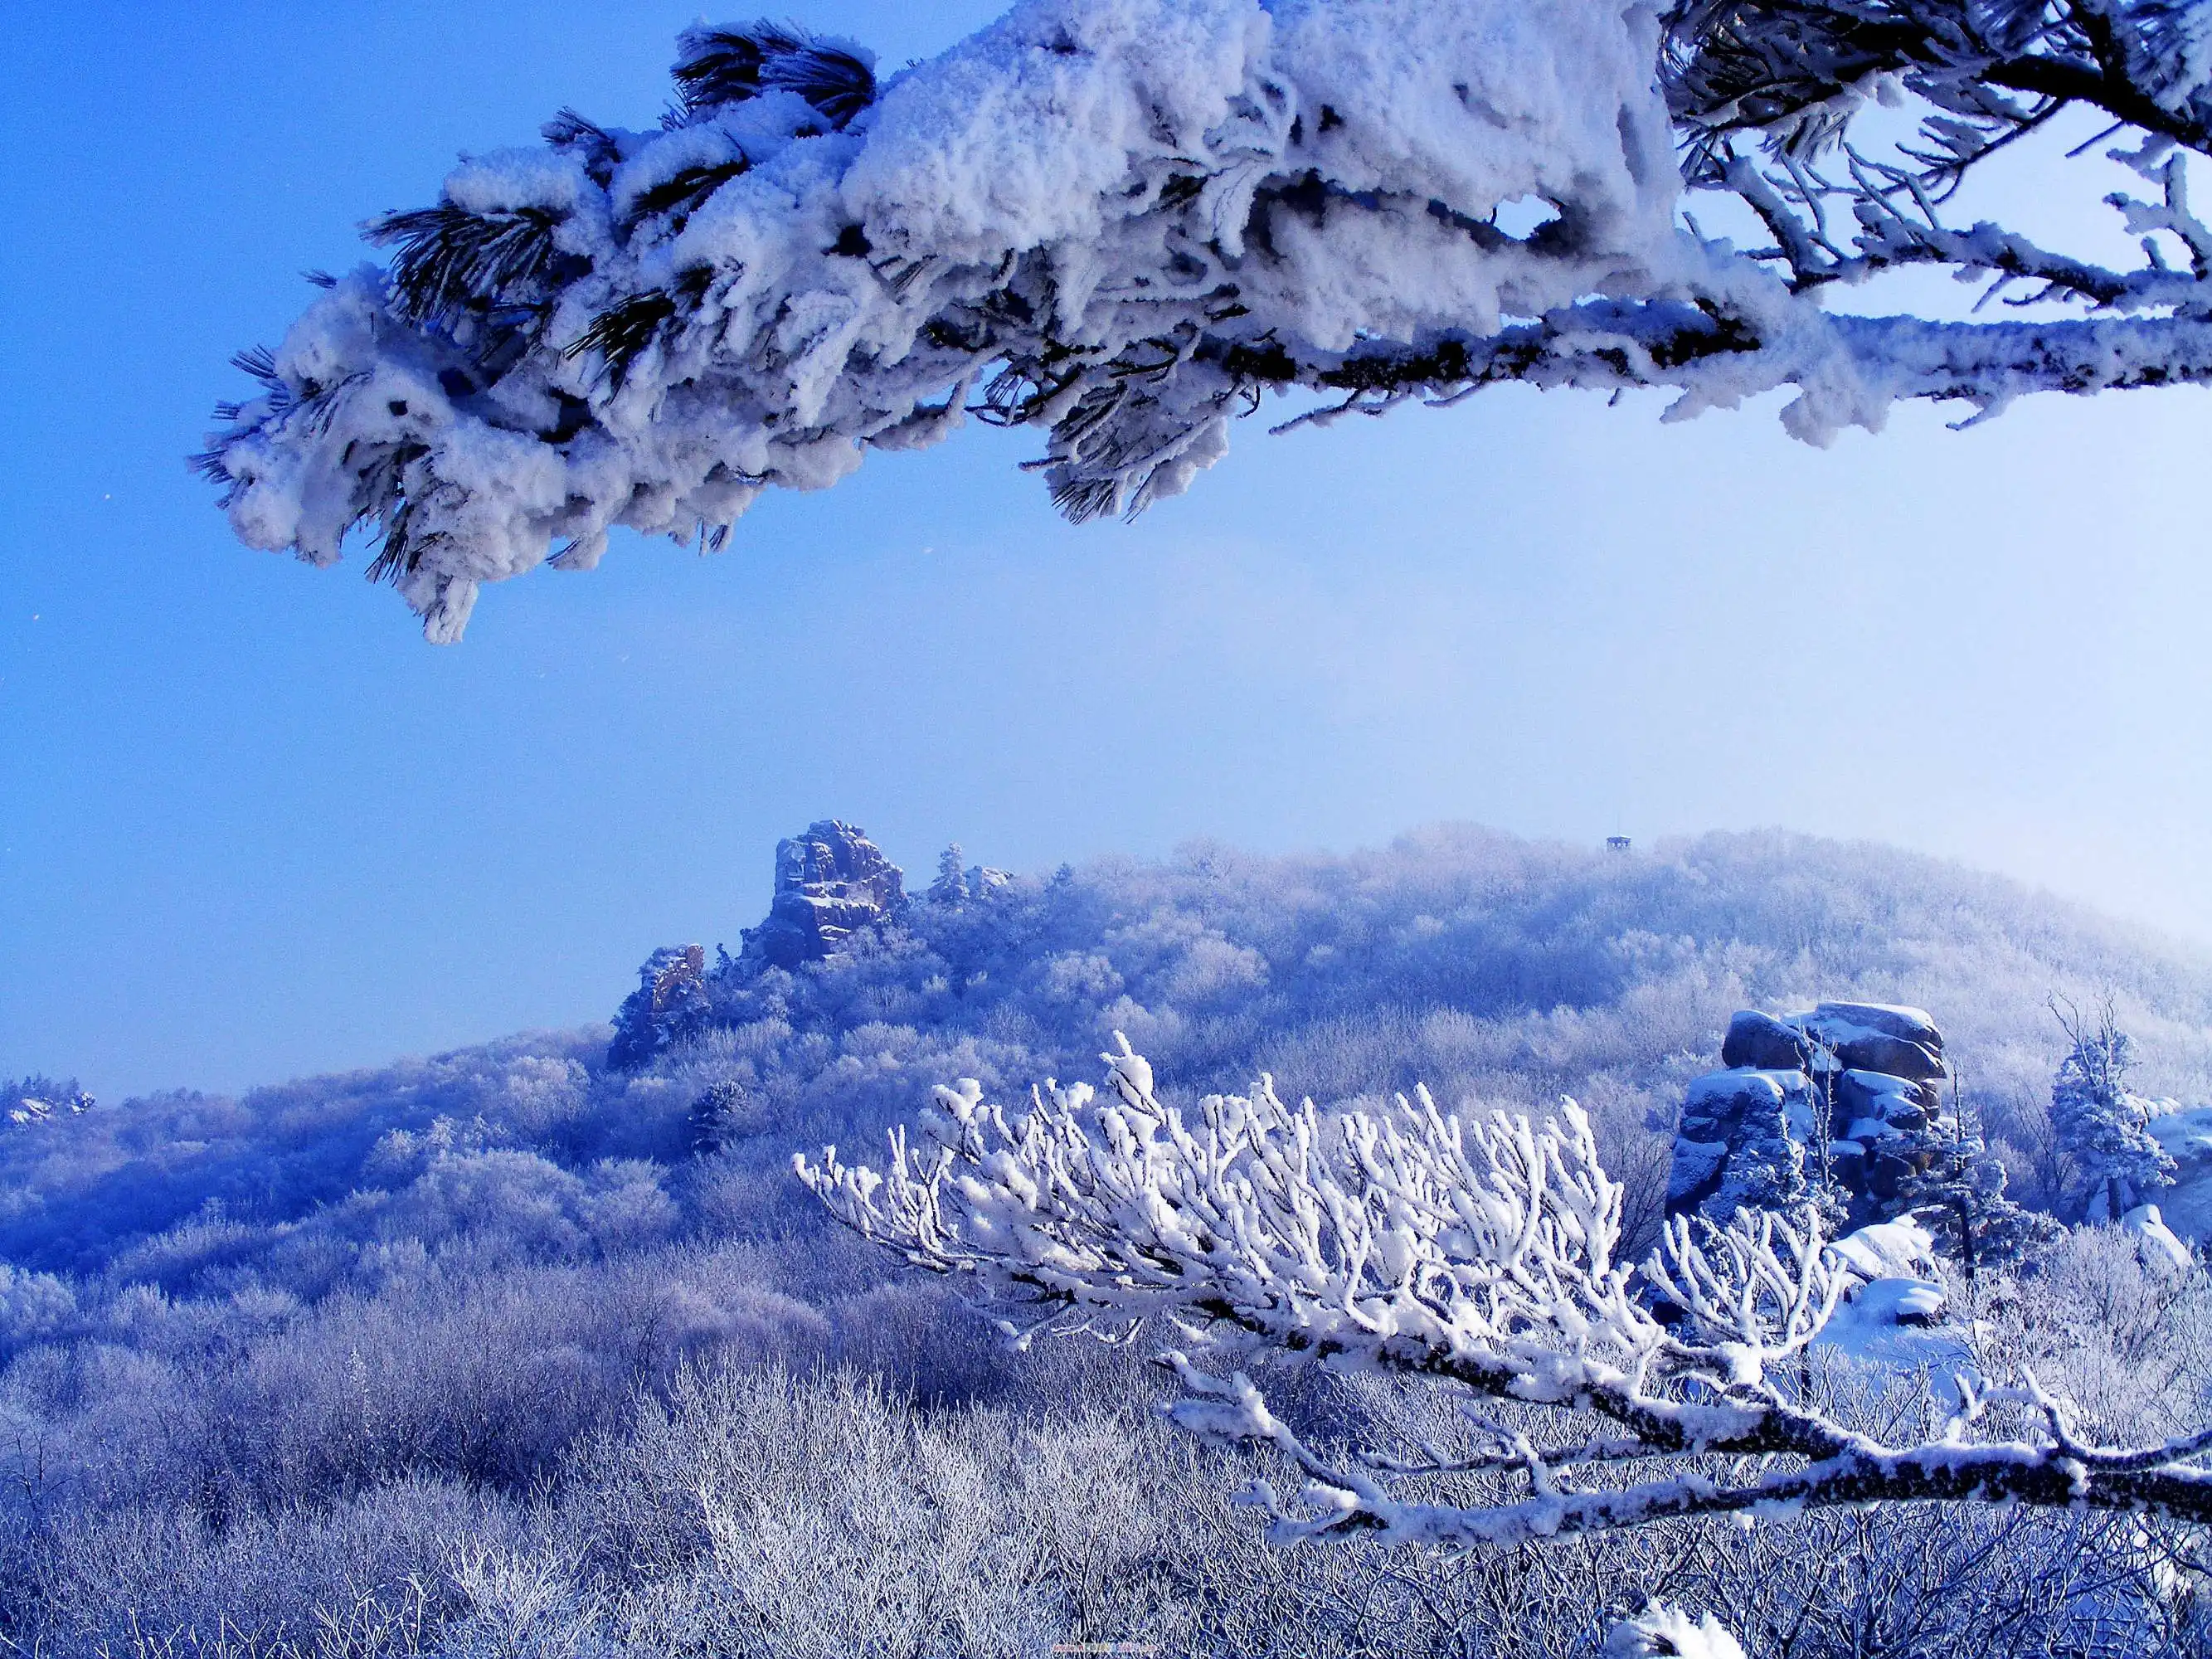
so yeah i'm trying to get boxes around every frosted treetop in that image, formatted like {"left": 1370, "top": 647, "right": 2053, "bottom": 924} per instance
{"left": 201, "top": 1, "right": 2212, "bottom": 636}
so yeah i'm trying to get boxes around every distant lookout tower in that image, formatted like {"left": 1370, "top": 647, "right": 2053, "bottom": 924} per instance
{"left": 1606, "top": 836, "right": 1632, "bottom": 854}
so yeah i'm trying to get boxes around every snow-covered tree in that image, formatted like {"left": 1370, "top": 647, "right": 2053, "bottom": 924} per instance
{"left": 2049, "top": 992, "right": 2178, "bottom": 1221}
{"left": 800, "top": 1036, "right": 2212, "bottom": 1544}
{"left": 1896, "top": 1069, "right": 2054, "bottom": 1274}
{"left": 202, "top": 0, "right": 2212, "bottom": 637}
{"left": 928, "top": 844, "right": 972, "bottom": 907}
{"left": 688, "top": 1078, "right": 761, "bottom": 1154}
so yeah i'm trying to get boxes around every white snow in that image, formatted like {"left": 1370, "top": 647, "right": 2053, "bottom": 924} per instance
{"left": 2122, "top": 1202, "right": 2193, "bottom": 1272}
{"left": 1605, "top": 1603, "right": 1747, "bottom": 1659}
{"left": 1826, "top": 1216, "right": 1937, "bottom": 1285}
{"left": 1816, "top": 1219, "right": 1958, "bottom": 1371}
{"left": 201, "top": 0, "right": 2212, "bottom": 636}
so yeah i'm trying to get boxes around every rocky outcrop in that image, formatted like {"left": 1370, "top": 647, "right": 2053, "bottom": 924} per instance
{"left": 1718, "top": 1010, "right": 1812, "bottom": 1072}
{"left": 741, "top": 820, "right": 907, "bottom": 970}
{"left": 607, "top": 820, "right": 911, "bottom": 1072}
{"left": 608, "top": 943, "right": 714, "bottom": 1072}
{"left": 1794, "top": 1003, "right": 1946, "bottom": 1082}
{"left": 1670, "top": 1002, "right": 1947, "bottom": 1228}
{"left": 1670, "top": 1068, "right": 1819, "bottom": 1222}
{"left": 1719, "top": 1004, "right": 1943, "bottom": 1081}
{"left": 2146, "top": 1107, "right": 2212, "bottom": 1243}
{"left": 5, "top": 1077, "right": 93, "bottom": 1130}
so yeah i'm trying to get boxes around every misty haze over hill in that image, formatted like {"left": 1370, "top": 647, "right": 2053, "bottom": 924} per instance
{"left": 11, "top": 824, "right": 2212, "bottom": 1280}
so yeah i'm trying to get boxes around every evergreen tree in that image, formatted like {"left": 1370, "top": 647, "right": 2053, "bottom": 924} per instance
{"left": 201, "top": 4, "right": 2212, "bottom": 638}
{"left": 688, "top": 1079, "right": 760, "bottom": 1156}
{"left": 2048, "top": 993, "right": 2177, "bottom": 1221}
{"left": 927, "top": 844, "right": 970, "bottom": 907}
{"left": 1899, "top": 1069, "right": 2054, "bottom": 1276}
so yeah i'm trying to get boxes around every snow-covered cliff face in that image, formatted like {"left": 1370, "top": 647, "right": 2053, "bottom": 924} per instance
{"left": 741, "top": 819, "right": 908, "bottom": 970}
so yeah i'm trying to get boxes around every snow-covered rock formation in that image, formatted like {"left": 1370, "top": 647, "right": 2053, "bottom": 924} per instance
{"left": 608, "top": 819, "right": 907, "bottom": 1070}
{"left": 607, "top": 941, "right": 716, "bottom": 1071}
{"left": 2121, "top": 1201, "right": 2194, "bottom": 1273}
{"left": 4, "top": 1077, "right": 95, "bottom": 1130}
{"left": 1670, "top": 1002, "right": 1947, "bottom": 1228}
{"left": 2147, "top": 1106, "right": 2212, "bottom": 1243}
{"left": 740, "top": 819, "right": 907, "bottom": 969}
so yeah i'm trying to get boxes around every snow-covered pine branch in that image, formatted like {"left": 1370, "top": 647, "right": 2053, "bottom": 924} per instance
{"left": 202, "top": 0, "right": 2212, "bottom": 638}
{"left": 797, "top": 1035, "right": 2212, "bottom": 1545}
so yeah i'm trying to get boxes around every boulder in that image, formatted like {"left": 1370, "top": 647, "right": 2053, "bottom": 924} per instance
{"left": 741, "top": 820, "right": 907, "bottom": 969}
{"left": 1848, "top": 1276, "right": 1946, "bottom": 1328}
{"left": 1720, "top": 1010, "right": 1811, "bottom": 1072}
{"left": 1807, "top": 1002, "right": 1942, "bottom": 1047}
{"left": 1826, "top": 1215, "right": 1938, "bottom": 1283}
{"left": 1667, "top": 1068, "right": 1817, "bottom": 1220}
{"left": 1796, "top": 1002, "right": 1945, "bottom": 1082}
{"left": 1832, "top": 1068, "right": 1936, "bottom": 1137}
{"left": 2122, "top": 1203, "right": 2193, "bottom": 1273}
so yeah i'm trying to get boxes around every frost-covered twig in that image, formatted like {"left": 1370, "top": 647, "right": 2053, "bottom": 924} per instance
{"left": 799, "top": 1038, "right": 2212, "bottom": 1545}
{"left": 203, "top": 0, "right": 2212, "bottom": 635}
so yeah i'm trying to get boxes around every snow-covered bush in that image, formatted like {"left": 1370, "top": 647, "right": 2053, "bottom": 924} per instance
{"left": 2050, "top": 991, "right": 2180, "bottom": 1221}
{"left": 805, "top": 1037, "right": 2212, "bottom": 1542}
{"left": 13, "top": 1351, "right": 2205, "bottom": 1656}
{"left": 1956, "top": 1219, "right": 2212, "bottom": 1451}
{"left": 0, "top": 1264, "right": 76, "bottom": 1358}
{"left": 23, "top": 1477, "right": 498, "bottom": 1659}
{"left": 201, "top": 1, "right": 2212, "bottom": 636}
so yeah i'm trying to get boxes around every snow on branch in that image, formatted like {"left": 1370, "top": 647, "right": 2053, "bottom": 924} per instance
{"left": 202, "top": 0, "right": 2212, "bottom": 636}
{"left": 798, "top": 1037, "right": 2212, "bottom": 1545}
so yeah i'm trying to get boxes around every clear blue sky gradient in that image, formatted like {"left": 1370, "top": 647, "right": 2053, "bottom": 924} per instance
{"left": 6, "top": 2, "right": 2211, "bottom": 1099}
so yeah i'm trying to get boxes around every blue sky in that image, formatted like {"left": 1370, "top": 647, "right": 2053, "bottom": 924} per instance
{"left": 6, "top": 1, "right": 2212, "bottom": 1100}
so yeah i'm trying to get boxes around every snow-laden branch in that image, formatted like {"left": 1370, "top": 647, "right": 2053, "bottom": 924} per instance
{"left": 797, "top": 1037, "right": 2212, "bottom": 1545}
{"left": 202, "top": 0, "right": 2212, "bottom": 636}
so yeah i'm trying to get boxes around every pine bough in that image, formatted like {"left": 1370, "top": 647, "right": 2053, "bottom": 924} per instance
{"left": 202, "top": 1, "right": 2212, "bottom": 637}
{"left": 798, "top": 1036, "right": 2212, "bottom": 1545}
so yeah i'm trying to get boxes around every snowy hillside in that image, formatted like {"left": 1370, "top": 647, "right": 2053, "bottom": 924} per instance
{"left": 12, "top": 823, "right": 2212, "bottom": 1280}
{"left": 6, "top": 822, "right": 2212, "bottom": 1656}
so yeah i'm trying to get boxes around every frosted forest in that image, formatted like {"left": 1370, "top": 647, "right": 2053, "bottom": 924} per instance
{"left": 12, "top": 825, "right": 2212, "bottom": 1655}
{"left": 13, "top": 0, "right": 2212, "bottom": 1653}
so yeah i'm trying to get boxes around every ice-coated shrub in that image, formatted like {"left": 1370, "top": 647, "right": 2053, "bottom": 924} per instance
{"left": 824, "top": 1279, "right": 1011, "bottom": 1406}
{"left": 25, "top": 1477, "right": 503, "bottom": 1659}
{"left": 1952, "top": 1223, "right": 2212, "bottom": 1455}
{"left": 0, "top": 1262, "right": 75, "bottom": 1357}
